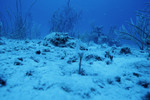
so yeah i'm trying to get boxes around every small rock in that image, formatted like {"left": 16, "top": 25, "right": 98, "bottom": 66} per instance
{"left": 0, "top": 50, "right": 5, "bottom": 54}
{"left": 14, "top": 61, "right": 23, "bottom": 66}
{"left": 125, "top": 87, "right": 131, "bottom": 90}
{"left": 43, "top": 49, "right": 50, "bottom": 52}
{"left": 142, "top": 92, "right": 150, "bottom": 100}
{"left": 25, "top": 40, "right": 29, "bottom": 43}
{"left": 80, "top": 45, "right": 88, "bottom": 51}
{"left": 85, "top": 55, "right": 94, "bottom": 61}
{"left": 105, "top": 51, "right": 113, "bottom": 61}
{"left": 137, "top": 81, "right": 149, "bottom": 88}
{"left": 133, "top": 72, "right": 141, "bottom": 77}
{"left": 61, "top": 86, "right": 72, "bottom": 93}
{"left": 0, "top": 41, "right": 5, "bottom": 45}
{"left": 18, "top": 58, "right": 23, "bottom": 61}
{"left": 85, "top": 54, "right": 103, "bottom": 61}
{"left": 42, "top": 53, "right": 46, "bottom": 55}
{"left": 115, "top": 76, "right": 121, "bottom": 83}
{"left": 61, "top": 56, "right": 65, "bottom": 60}
{"left": 26, "top": 71, "right": 34, "bottom": 76}
{"left": 106, "top": 60, "right": 111, "bottom": 65}
{"left": 0, "top": 78, "right": 6, "bottom": 87}
{"left": 14, "top": 47, "right": 19, "bottom": 51}
{"left": 82, "top": 93, "right": 90, "bottom": 99}
{"left": 38, "top": 41, "right": 42, "bottom": 45}
{"left": 95, "top": 56, "right": 103, "bottom": 61}
{"left": 89, "top": 62, "right": 93, "bottom": 65}
{"left": 90, "top": 88, "right": 96, "bottom": 92}
{"left": 67, "top": 56, "right": 78, "bottom": 64}
{"left": 36, "top": 50, "right": 41, "bottom": 54}
{"left": 30, "top": 57, "right": 40, "bottom": 63}
{"left": 107, "top": 78, "right": 113, "bottom": 84}
{"left": 120, "top": 47, "right": 131, "bottom": 54}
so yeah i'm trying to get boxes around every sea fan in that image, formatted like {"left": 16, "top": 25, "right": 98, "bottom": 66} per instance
{"left": 119, "top": 2, "right": 150, "bottom": 50}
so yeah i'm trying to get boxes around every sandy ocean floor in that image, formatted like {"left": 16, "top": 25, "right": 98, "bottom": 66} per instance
{"left": 0, "top": 36, "right": 150, "bottom": 100}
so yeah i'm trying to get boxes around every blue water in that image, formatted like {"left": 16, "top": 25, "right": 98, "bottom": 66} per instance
{"left": 0, "top": 0, "right": 149, "bottom": 37}
{"left": 0, "top": 1, "right": 150, "bottom": 100}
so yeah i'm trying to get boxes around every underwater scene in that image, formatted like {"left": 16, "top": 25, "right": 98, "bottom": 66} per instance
{"left": 0, "top": 0, "right": 150, "bottom": 100}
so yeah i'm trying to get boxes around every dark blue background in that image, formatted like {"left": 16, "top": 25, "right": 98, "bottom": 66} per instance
{"left": 0, "top": 0, "right": 149, "bottom": 35}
